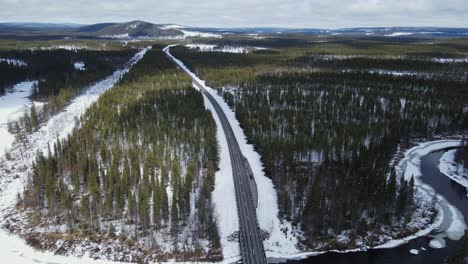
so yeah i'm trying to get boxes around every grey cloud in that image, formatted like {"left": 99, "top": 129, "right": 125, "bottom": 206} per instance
{"left": 0, "top": 0, "right": 467, "bottom": 28}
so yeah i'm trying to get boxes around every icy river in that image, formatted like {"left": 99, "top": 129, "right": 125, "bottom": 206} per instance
{"left": 292, "top": 146, "right": 468, "bottom": 264}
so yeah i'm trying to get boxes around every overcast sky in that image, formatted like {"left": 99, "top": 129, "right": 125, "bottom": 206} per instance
{"left": 1, "top": 0, "right": 467, "bottom": 28}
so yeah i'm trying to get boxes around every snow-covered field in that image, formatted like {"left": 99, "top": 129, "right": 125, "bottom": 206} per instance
{"left": 165, "top": 45, "right": 299, "bottom": 260}
{"left": 186, "top": 44, "right": 247, "bottom": 54}
{"left": 0, "top": 81, "right": 38, "bottom": 156}
{"left": 439, "top": 149, "right": 468, "bottom": 189}
{"left": 385, "top": 32, "right": 414, "bottom": 37}
{"left": 0, "top": 47, "right": 150, "bottom": 264}
{"left": 186, "top": 44, "right": 268, "bottom": 54}
{"left": 181, "top": 30, "right": 222, "bottom": 39}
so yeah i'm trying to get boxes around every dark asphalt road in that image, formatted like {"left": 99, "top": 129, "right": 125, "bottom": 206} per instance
{"left": 165, "top": 46, "right": 268, "bottom": 264}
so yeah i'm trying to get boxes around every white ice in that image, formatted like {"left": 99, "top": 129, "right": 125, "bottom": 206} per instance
{"left": 0, "top": 81, "right": 38, "bottom": 156}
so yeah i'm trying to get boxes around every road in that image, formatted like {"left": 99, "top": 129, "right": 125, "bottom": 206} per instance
{"left": 164, "top": 46, "right": 268, "bottom": 264}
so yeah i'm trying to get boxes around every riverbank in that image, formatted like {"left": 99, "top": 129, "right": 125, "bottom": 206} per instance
{"left": 269, "top": 138, "right": 466, "bottom": 263}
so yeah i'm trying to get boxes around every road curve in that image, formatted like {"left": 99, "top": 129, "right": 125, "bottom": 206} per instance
{"left": 164, "top": 46, "right": 268, "bottom": 264}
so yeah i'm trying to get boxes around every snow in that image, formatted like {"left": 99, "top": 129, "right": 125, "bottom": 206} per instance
{"left": 200, "top": 89, "right": 241, "bottom": 262}
{"left": 429, "top": 238, "right": 446, "bottom": 248}
{"left": 439, "top": 149, "right": 468, "bottom": 188}
{"left": 36, "top": 45, "right": 87, "bottom": 51}
{"left": 375, "top": 139, "right": 467, "bottom": 249}
{"left": 368, "top": 70, "right": 418, "bottom": 76}
{"left": 164, "top": 45, "right": 299, "bottom": 259}
{"left": 160, "top": 24, "right": 186, "bottom": 29}
{"left": 0, "top": 58, "right": 27, "bottom": 67}
{"left": 0, "top": 228, "right": 135, "bottom": 264}
{"left": 432, "top": 58, "right": 468, "bottom": 63}
{"left": 74, "top": 61, "right": 86, "bottom": 71}
{"left": 385, "top": 32, "right": 414, "bottom": 37}
{"left": 180, "top": 30, "right": 222, "bottom": 39}
{"left": 409, "top": 249, "right": 419, "bottom": 255}
{"left": 0, "top": 47, "right": 149, "bottom": 263}
{"left": 185, "top": 44, "right": 268, "bottom": 54}
{"left": 101, "top": 33, "right": 130, "bottom": 39}
{"left": 0, "top": 81, "right": 38, "bottom": 156}
{"left": 186, "top": 44, "right": 247, "bottom": 54}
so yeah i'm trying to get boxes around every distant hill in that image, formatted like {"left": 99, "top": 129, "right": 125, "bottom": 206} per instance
{"left": 0, "top": 21, "right": 467, "bottom": 39}
{"left": 0, "top": 20, "right": 184, "bottom": 39}
{"left": 88, "top": 20, "right": 183, "bottom": 38}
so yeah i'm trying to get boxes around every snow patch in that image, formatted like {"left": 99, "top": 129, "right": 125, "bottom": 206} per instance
{"left": 0, "top": 58, "right": 27, "bottom": 67}
{"left": 385, "top": 32, "right": 414, "bottom": 37}
{"left": 181, "top": 30, "right": 222, "bottom": 39}
{"left": 409, "top": 249, "right": 419, "bottom": 255}
{"left": 74, "top": 61, "right": 86, "bottom": 71}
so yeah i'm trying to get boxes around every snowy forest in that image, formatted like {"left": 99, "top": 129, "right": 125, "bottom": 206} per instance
{"left": 171, "top": 40, "right": 468, "bottom": 247}
{"left": 20, "top": 46, "right": 222, "bottom": 261}
{"left": 0, "top": 49, "right": 134, "bottom": 113}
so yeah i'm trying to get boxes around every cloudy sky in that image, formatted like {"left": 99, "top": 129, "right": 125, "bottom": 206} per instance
{"left": 1, "top": 0, "right": 467, "bottom": 28}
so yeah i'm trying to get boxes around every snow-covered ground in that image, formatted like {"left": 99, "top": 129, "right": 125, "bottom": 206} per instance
{"left": 0, "top": 228, "right": 134, "bottom": 264}
{"left": 74, "top": 61, "right": 86, "bottom": 71}
{"left": 186, "top": 44, "right": 247, "bottom": 53}
{"left": 385, "top": 32, "right": 414, "bottom": 37}
{"left": 164, "top": 45, "right": 299, "bottom": 260}
{"left": 0, "top": 47, "right": 150, "bottom": 264}
{"left": 185, "top": 44, "right": 268, "bottom": 54}
{"left": 34, "top": 45, "right": 87, "bottom": 51}
{"left": 181, "top": 30, "right": 222, "bottom": 38}
{"left": 199, "top": 87, "right": 241, "bottom": 262}
{"left": 0, "top": 58, "right": 27, "bottom": 67}
{"left": 439, "top": 149, "right": 468, "bottom": 189}
{"left": 0, "top": 81, "right": 38, "bottom": 156}
{"left": 160, "top": 24, "right": 186, "bottom": 30}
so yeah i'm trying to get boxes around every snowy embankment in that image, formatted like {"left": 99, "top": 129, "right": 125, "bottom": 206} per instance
{"left": 375, "top": 139, "right": 466, "bottom": 249}
{"left": 0, "top": 47, "right": 150, "bottom": 264}
{"left": 164, "top": 45, "right": 300, "bottom": 260}
{"left": 0, "top": 81, "right": 39, "bottom": 156}
{"left": 439, "top": 149, "right": 468, "bottom": 189}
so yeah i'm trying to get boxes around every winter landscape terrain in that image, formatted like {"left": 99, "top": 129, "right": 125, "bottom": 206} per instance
{"left": 0, "top": 2, "right": 468, "bottom": 263}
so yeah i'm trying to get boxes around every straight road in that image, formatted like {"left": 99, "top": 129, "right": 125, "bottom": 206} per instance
{"left": 164, "top": 46, "right": 268, "bottom": 264}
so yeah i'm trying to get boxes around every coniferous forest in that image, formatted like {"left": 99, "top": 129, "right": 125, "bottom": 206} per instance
{"left": 171, "top": 40, "right": 468, "bottom": 247}
{"left": 21, "top": 46, "right": 221, "bottom": 261}
{"left": 0, "top": 49, "right": 134, "bottom": 114}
